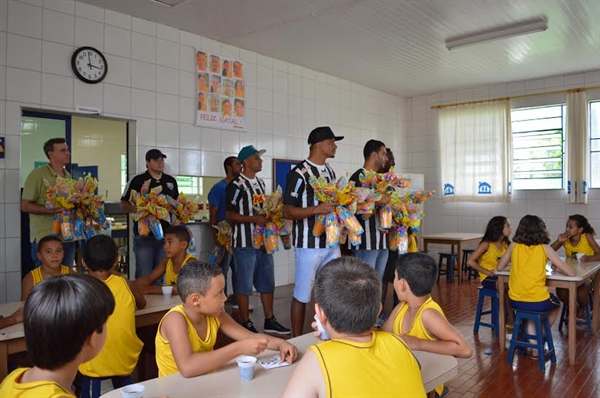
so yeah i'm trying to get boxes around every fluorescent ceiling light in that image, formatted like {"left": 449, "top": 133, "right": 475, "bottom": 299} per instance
{"left": 446, "top": 18, "right": 548, "bottom": 50}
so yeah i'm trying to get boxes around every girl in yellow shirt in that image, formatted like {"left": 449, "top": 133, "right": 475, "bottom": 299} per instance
{"left": 497, "top": 215, "right": 575, "bottom": 356}
{"left": 467, "top": 216, "right": 514, "bottom": 329}
{"left": 550, "top": 214, "right": 600, "bottom": 318}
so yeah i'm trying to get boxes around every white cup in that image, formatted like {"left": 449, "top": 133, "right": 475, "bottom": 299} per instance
{"left": 120, "top": 384, "right": 145, "bottom": 398}
{"left": 236, "top": 355, "right": 257, "bottom": 381}
{"left": 162, "top": 286, "right": 173, "bottom": 299}
{"left": 576, "top": 253, "right": 584, "bottom": 262}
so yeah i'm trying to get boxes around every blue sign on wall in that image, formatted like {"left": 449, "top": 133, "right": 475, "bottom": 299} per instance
{"left": 273, "top": 158, "right": 302, "bottom": 194}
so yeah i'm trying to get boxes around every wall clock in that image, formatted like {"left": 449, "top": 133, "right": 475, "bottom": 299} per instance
{"left": 71, "top": 46, "right": 108, "bottom": 84}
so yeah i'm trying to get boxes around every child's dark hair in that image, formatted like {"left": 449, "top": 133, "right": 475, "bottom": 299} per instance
{"left": 512, "top": 215, "right": 550, "bottom": 245}
{"left": 37, "top": 235, "right": 63, "bottom": 252}
{"left": 568, "top": 214, "right": 595, "bottom": 235}
{"left": 177, "top": 261, "right": 223, "bottom": 301}
{"left": 395, "top": 253, "right": 438, "bottom": 297}
{"left": 165, "top": 225, "right": 191, "bottom": 244}
{"left": 83, "top": 235, "right": 117, "bottom": 271}
{"left": 363, "top": 140, "right": 385, "bottom": 161}
{"left": 480, "top": 216, "right": 511, "bottom": 245}
{"left": 314, "top": 257, "right": 381, "bottom": 334}
{"left": 24, "top": 274, "right": 115, "bottom": 370}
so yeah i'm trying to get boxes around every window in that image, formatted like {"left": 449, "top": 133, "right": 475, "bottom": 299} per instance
{"left": 120, "top": 154, "right": 127, "bottom": 194}
{"left": 590, "top": 101, "right": 600, "bottom": 188}
{"left": 511, "top": 105, "right": 565, "bottom": 190}
{"left": 176, "top": 175, "right": 204, "bottom": 196}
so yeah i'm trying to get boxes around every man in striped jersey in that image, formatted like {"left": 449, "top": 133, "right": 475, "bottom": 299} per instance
{"left": 283, "top": 127, "right": 344, "bottom": 336}
{"left": 226, "top": 145, "right": 291, "bottom": 335}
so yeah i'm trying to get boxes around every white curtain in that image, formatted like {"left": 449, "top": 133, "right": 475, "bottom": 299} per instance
{"left": 439, "top": 100, "right": 512, "bottom": 202}
{"left": 565, "top": 90, "right": 589, "bottom": 204}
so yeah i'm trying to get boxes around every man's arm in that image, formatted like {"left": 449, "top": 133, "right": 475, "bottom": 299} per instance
{"left": 283, "top": 203, "right": 337, "bottom": 220}
{"left": 21, "top": 199, "right": 55, "bottom": 215}
{"left": 120, "top": 199, "right": 136, "bottom": 213}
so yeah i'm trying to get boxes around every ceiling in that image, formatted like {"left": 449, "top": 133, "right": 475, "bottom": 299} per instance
{"left": 81, "top": 0, "right": 600, "bottom": 97}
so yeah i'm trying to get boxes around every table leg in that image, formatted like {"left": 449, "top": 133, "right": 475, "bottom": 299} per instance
{"left": 593, "top": 271, "right": 600, "bottom": 334}
{"left": 424, "top": 240, "right": 429, "bottom": 254}
{"left": 567, "top": 283, "right": 576, "bottom": 364}
{"left": 456, "top": 243, "right": 463, "bottom": 283}
{"left": 498, "top": 275, "right": 507, "bottom": 352}
{"left": 0, "top": 342, "right": 8, "bottom": 381}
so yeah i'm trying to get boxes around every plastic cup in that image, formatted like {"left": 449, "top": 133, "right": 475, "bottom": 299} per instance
{"left": 162, "top": 286, "right": 173, "bottom": 299}
{"left": 576, "top": 253, "right": 584, "bottom": 262}
{"left": 236, "top": 355, "right": 257, "bottom": 381}
{"left": 120, "top": 384, "right": 145, "bottom": 398}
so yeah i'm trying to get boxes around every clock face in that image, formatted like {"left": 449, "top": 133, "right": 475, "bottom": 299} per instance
{"left": 71, "top": 47, "right": 108, "bottom": 84}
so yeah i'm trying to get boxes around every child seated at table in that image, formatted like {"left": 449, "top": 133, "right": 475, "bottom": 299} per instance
{"left": 550, "top": 214, "right": 600, "bottom": 318}
{"left": 79, "top": 235, "right": 146, "bottom": 384}
{"left": 133, "top": 225, "right": 196, "bottom": 294}
{"left": 21, "top": 235, "right": 74, "bottom": 301}
{"left": 497, "top": 215, "right": 575, "bottom": 357}
{"left": 0, "top": 274, "right": 114, "bottom": 397}
{"left": 155, "top": 260, "right": 298, "bottom": 377}
{"left": 282, "top": 257, "right": 426, "bottom": 398}
{"left": 467, "top": 216, "right": 515, "bottom": 330}
{"left": 382, "top": 252, "right": 472, "bottom": 397}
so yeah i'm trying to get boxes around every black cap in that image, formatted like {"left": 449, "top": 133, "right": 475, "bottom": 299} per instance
{"left": 145, "top": 149, "right": 167, "bottom": 161}
{"left": 307, "top": 126, "right": 344, "bottom": 145}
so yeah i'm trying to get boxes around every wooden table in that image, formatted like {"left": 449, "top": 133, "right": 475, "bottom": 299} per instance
{"left": 422, "top": 233, "right": 483, "bottom": 283}
{"left": 497, "top": 259, "right": 600, "bottom": 365}
{"left": 101, "top": 333, "right": 458, "bottom": 397}
{"left": 0, "top": 294, "right": 182, "bottom": 381}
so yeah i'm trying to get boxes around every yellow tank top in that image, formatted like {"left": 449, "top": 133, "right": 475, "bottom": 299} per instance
{"left": 0, "top": 367, "right": 75, "bottom": 397}
{"left": 310, "top": 331, "right": 426, "bottom": 398}
{"left": 155, "top": 304, "right": 221, "bottom": 377}
{"left": 564, "top": 233, "right": 595, "bottom": 260}
{"left": 508, "top": 244, "right": 549, "bottom": 302}
{"left": 164, "top": 254, "right": 196, "bottom": 286}
{"left": 30, "top": 265, "right": 71, "bottom": 286}
{"left": 407, "top": 234, "right": 418, "bottom": 253}
{"left": 392, "top": 296, "right": 446, "bottom": 396}
{"left": 79, "top": 275, "right": 143, "bottom": 377}
{"left": 478, "top": 241, "right": 507, "bottom": 282}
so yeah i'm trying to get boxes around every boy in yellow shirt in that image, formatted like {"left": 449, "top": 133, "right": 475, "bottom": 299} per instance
{"left": 282, "top": 257, "right": 426, "bottom": 398}
{"left": 79, "top": 235, "right": 146, "bottom": 388}
{"left": 0, "top": 275, "right": 114, "bottom": 397}
{"left": 155, "top": 261, "right": 298, "bottom": 377}
{"left": 133, "top": 225, "right": 196, "bottom": 294}
{"left": 382, "top": 253, "right": 472, "bottom": 397}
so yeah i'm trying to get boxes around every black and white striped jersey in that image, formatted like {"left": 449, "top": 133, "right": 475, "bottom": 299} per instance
{"left": 283, "top": 159, "right": 336, "bottom": 249}
{"left": 226, "top": 174, "right": 266, "bottom": 248}
{"left": 349, "top": 168, "right": 387, "bottom": 250}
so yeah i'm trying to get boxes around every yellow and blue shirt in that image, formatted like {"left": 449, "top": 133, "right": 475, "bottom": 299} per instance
{"left": 164, "top": 254, "right": 196, "bottom": 286}
{"left": 478, "top": 242, "right": 507, "bottom": 282}
{"left": 508, "top": 243, "right": 549, "bottom": 303}
{"left": 30, "top": 265, "right": 71, "bottom": 286}
{"left": 0, "top": 367, "right": 75, "bottom": 397}
{"left": 564, "top": 233, "right": 595, "bottom": 260}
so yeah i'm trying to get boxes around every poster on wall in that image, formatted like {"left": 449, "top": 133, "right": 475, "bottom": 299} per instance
{"left": 195, "top": 50, "right": 245, "bottom": 131}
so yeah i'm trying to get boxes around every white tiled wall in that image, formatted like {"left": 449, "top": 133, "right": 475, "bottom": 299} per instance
{"left": 0, "top": 0, "right": 408, "bottom": 302}
{"left": 405, "top": 70, "right": 600, "bottom": 254}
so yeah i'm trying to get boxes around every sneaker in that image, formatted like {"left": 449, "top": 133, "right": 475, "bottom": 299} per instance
{"left": 264, "top": 316, "right": 291, "bottom": 335}
{"left": 375, "top": 314, "right": 387, "bottom": 329}
{"left": 241, "top": 320, "right": 258, "bottom": 333}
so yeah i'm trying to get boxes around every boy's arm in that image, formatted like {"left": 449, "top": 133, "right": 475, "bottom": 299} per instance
{"left": 21, "top": 273, "right": 34, "bottom": 302}
{"left": 132, "top": 259, "right": 168, "bottom": 294}
{"left": 126, "top": 278, "right": 147, "bottom": 309}
{"left": 495, "top": 243, "right": 514, "bottom": 271}
{"left": 544, "top": 245, "right": 576, "bottom": 276}
{"left": 281, "top": 349, "right": 324, "bottom": 398}
{"left": 583, "top": 234, "right": 600, "bottom": 262}
{"left": 466, "top": 242, "right": 493, "bottom": 276}
{"left": 381, "top": 302, "right": 402, "bottom": 333}
{"left": 162, "top": 311, "right": 268, "bottom": 378}
{"left": 0, "top": 307, "right": 23, "bottom": 329}
{"left": 404, "top": 308, "right": 473, "bottom": 358}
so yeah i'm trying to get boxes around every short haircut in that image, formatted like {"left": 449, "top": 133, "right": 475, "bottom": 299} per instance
{"left": 177, "top": 261, "right": 223, "bottom": 301}
{"left": 83, "top": 235, "right": 117, "bottom": 271}
{"left": 314, "top": 257, "right": 381, "bottom": 334}
{"left": 223, "top": 156, "right": 237, "bottom": 174}
{"left": 24, "top": 274, "right": 114, "bottom": 370}
{"left": 43, "top": 138, "right": 67, "bottom": 159}
{"left": 165, "top": 225, "right": 191, "bottom": 244}
{"left": 37, "top": 235, "right": 63, "bottom": 252}
{"left": 363, "top": 139, "right": 385, "bottom": 161}
{"left": 234, "top": 99, "right": 243, "bottom": 106}
{"left": 395, "top": 253, "right": 438, "bottom": 297}
{"left": 512, "top": 215, "right": 551, "bottom": 245}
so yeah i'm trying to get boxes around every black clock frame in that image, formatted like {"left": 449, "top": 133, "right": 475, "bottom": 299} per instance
{"left": 71, "top": 46, "right": 108, "bottom": 84}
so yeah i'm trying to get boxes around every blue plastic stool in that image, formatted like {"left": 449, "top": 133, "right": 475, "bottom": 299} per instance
{"left": 80, "top": 375, "right": 132, "bottom": 398}
{"left": 558, "top": 288, "right": 594, "bottom": 335}
{"left": 507, "top": 310, "right": 556, "bottom": 371}
{"left": 473, "top": 286, "right": 499, "bottom": 336}
{"left": 438, "top": 253, "right": 458, "bottom": 282}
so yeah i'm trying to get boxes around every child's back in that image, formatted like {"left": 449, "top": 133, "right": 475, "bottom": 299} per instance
{"left": 508, "top": 243, "right": 549, "bottom": 302}
{"left": 1, "top": 367, "right": 75, "bottom": 397}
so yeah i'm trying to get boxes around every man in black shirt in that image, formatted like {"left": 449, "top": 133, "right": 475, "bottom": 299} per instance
{"left": 121, "top": 149, "right": 179, "bottom": 279}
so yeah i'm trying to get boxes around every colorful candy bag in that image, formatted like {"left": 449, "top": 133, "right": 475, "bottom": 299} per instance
{"left": 208, "top": 220, "right": 233, "bottom": 264}
{"left": 251, "top": 186, "right": 290, "bottom": 254}
{"left": 166, "top": 193, "right": 201, "bottom": 255}
{"left": 129, "top": 180, "right": 171, "bottom": 240}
